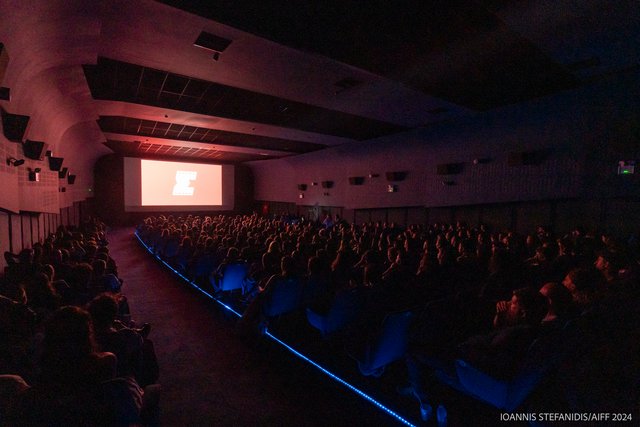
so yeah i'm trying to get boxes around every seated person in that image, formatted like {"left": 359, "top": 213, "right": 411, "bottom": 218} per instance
{"left": 89, "top": 259, "right": 122, "bottom": 296}
{"left": 24, "top": 273, "right": 61, "bottom": 324}
{"left": 301, "top": 256, "right": 331, "bottom": 310}
{"left": 461, "top": 287, "right": 547, "bottom": 379}
{"left": 7, "top": 306, "right": 143, "bottom": 426}
{"left": 562, "top": 267, "right": 604, "bottom": 313}
{"left": 539, "top": 282, "right": 576, "bottom": 331}
{"left": 237, "top": 256, "right": 302, "bottom": 335}
{"left": 87, "top": 293, "right": 158, "bottom": 387}
{"left": 210, "top": 247, "right": 241, "bottom": 288}
{"left": 0, "top": 294, "right": 36, "bottom": 376}
{"left": 594, "top": 249, "right": 630, "bottom": 292}
{"left": 401, "top": 287, "right": 547, "bottom": 406}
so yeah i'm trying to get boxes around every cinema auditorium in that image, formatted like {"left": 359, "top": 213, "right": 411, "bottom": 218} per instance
{"left": 0, "top": 1, "right": 638, "bottom": 425}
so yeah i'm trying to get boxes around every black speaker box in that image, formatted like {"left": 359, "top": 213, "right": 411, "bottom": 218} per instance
{"left": 436, "top": 163, "right": 463, "bottom": 175}
{"left": 321, "top": 181, "right": 334, "bottom": 189}
{"left": 58, "top": 167, "right": 68, "bottom": 179}
{"left": 23, "top": 140, "right": 48, "bottom": 160}
{"left": 48, "top": 156, "right": 64, "bottom": 171}
{"left": 67, "top": 174, "right": 76, "bottom": 185}
{"left": 297, "top": 184, "right": 307, "bottom": 191}
{"left": 348, "top": 176, "right": 365, "bottom": 185}
{"left": 1, "top": 107, "right": 30, "bottom": 142}
{"left": 385, "top": 171, "right": 407, "bottom": 181}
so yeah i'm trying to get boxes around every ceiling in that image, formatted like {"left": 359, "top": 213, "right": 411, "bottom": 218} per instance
{"left": 2, "top": 0, "right": 639, "bottom": 164}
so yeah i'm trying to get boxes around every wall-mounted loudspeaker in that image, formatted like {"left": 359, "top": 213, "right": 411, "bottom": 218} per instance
{"left": 385, "top": 171, "right": 407, "bottom": 181}
{"left": 48, "top": 156, "right": 64, "bottom": 171}
{"left": 1, "top": 107, "right": 30, "bottom": 142}
{"left": 297, "top": 184, "right": 307, "bottom": 191}
{"left": 436, "top": 163, "right": 464, "bottom": 175}
{"left": 23, "top": 140, "right": 48, "bottom": 160}
{"left": 321, "top": 181, "right": 334, "bottom": 189}
{"left": 28, "top": 168, "right": 41, "bottom": 182}
{"left": 58, "top": 167, "right": 68, "bottom": 179}
{"left": 348, "top": 176, "right": 365, "bottom": 185}
{"left": 67, "top": 174, "right": 76, "bottom": 185}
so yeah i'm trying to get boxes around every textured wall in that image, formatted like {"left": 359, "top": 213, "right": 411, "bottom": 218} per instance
{"left": 251, "top": 73, "right": 640, "bottom": 209}
{"left": 0, "top": 205, "right": 84, "bottom": 273}
{"left": 0, "top": 137, "right": 21, "bottom": 213}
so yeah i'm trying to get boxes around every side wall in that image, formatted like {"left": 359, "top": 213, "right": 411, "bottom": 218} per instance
{"left": 0, "top": 201, "right": 89, "bottom": 272}
{"left": 251, "top": 73, "right": 640, "bottom": 210}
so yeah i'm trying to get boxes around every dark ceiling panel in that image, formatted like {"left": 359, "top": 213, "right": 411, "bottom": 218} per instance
{"left": 163, "top": 74, "right": 189, "bottom": 94}
{"left": 104, "top": 139, "right": 276, "bottom": 163}
{"left": 98, "top": 115, "right": 326, "bottom": 153}
{"left": 140, "top": 68, "right": 166, "bottom": 91}
{"left": 83, "top": 57, "right": 407, "bottom": 140}
{"left": 182, "top": 79, "right": 209, "bottom": 97}
{"left": 158, "top": 0, "right": 578, "bottom": 110}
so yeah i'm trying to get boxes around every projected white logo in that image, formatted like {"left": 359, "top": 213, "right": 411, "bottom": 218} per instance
{"left": 172, "top": 171, "right": 197, "bottom": 196}
{"left": 137, "top": 159, "right": 223, "bottom": 206}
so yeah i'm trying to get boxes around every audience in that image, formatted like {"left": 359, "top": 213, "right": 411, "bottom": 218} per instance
{"left": 0, "top": 218, "right": 157, "bottom": 426}
{"left": 88, "top": 293, "right": 158, "bottom": 388}
{"left": 136, "top": 212, "right": 638, "bottom": 419}
{"left": 2, "top": 212, "right": 638, "bottom": 423}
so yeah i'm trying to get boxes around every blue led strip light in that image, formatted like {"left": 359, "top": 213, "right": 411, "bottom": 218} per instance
{"left": 135, "top": 232, "right": 416, "bottom": 427}
{"left": 264, "top": 330, "right": 416, "bottom": 426}
{"left": 134, "top": 233, "right": 244, "bottom": 318}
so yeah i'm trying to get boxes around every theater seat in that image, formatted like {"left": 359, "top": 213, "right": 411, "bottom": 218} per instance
{"left": 212, "top": 262, "right": 248, "bottom": 293}
{"left": 436, "top": 329, "right": 566, "bottom": 412}
{"left": 454, "top": 359, "right": 544, "bottom": 412}
{"left": 306, "top": 288, "right": 362, "bottom": 338}
{"left": 262, "top": 277, "right": 302, "bottom": 318}
{"left": 349, "top": 310, "right": 413, "bottom": 377}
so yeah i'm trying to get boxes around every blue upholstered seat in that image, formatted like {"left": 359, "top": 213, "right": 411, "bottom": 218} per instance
{"left": 351, "top": 310, "right": 413, "bottom": 377}
{"left": 436, "top": 327, "right": 567, "bottom": 412}
{"left": 306, "top": 288, "right": 362, "bottom": 338}
{"left": 262, "top": 276, "right": 302, "bottom": 318}
{"left": 212, "top": 262, "right": 249, "bottom": 293}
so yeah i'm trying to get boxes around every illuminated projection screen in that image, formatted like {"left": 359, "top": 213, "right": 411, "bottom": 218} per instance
{"left": 124, "top": 158, "right": 234, "bottom": 212}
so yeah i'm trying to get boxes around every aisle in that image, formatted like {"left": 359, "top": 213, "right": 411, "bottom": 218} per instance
{"left": 106, "top": 227, "right": 398, "bottom": 426}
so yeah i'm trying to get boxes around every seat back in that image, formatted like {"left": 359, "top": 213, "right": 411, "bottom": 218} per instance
{"left": 192, "top": 253, "right": 215, "bottom": 277}
{"left": 162, "top": 238, "right": 180, "bottom": 258}
{"left": 306, "top": 288, "right": 362, "bottom": 337}
{"left": 455, "top": 326, "right": 566, "bottom": 412}
{"left": 262, "top": 277, "right": 302, "bottom": 317}
{"left": 358, "top": 310, "right": 413, "bottom": 375}
{"left": 216, "top": 262, "right": 248, "bottom": 292}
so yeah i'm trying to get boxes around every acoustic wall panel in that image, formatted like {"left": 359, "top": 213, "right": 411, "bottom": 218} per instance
{"left": 0, "top": 212, "right": 9, "bottom": 272}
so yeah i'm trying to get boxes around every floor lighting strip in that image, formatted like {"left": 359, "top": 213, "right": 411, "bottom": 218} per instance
{"left": 135, "top": 232, "right": 416, "bottom": 427}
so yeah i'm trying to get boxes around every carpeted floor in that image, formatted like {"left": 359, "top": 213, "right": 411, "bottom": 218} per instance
{"left": 108, "top": 227, "right": 406, "bottom": 426}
